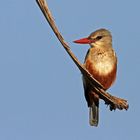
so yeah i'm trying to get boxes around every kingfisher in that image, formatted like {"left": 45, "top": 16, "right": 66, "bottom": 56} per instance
{"left": 74, "top": 29, "right": 117, "bottom": 126}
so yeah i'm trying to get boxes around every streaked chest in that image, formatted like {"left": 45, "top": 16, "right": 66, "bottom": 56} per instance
{"left": 84, "top": 47, "right": 117, "bottom": 76}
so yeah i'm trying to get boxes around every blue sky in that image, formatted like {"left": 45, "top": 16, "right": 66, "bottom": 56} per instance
{"left": 0, "top": 0, "right": 139, "bottom": 139}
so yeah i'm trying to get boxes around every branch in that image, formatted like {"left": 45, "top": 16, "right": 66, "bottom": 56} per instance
{"left": 36, "top": 0, "right": 129, "bottom": 111}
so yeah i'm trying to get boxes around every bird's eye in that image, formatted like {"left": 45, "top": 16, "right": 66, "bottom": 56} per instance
{"left": 96, "top": 36, "right": 102, "bottom": 40}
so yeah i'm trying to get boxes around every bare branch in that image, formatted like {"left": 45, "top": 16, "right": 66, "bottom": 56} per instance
{"left": 36, "top": 0, "right": 129, "bottom": 110}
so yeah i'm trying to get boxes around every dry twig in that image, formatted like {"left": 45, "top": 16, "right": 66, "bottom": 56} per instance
{"left": 36, "top": 0, "right": 129, "bottom": 111}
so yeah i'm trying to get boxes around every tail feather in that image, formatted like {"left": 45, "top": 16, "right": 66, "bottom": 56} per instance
{"left": 89, "top": 101, "right": 99, "bottom": 126}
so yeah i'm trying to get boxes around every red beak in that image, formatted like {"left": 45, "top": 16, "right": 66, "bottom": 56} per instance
{"left": 73, "top": 37, "right": 92, "bottom": 44}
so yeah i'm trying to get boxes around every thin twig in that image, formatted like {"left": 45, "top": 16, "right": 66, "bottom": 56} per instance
{"left": 36, "top": 0, "right": 129, "bottom": 110}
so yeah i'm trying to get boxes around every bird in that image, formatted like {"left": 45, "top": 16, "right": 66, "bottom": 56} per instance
{"left": 73, "top": 29, "right": 117, "bottom": 126}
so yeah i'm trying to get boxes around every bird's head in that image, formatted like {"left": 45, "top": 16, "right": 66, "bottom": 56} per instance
{"left": 74, "top": 28, "right": 112, "bottom": 48}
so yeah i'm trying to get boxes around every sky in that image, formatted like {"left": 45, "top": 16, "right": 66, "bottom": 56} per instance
{"left": 0, "top": 0, "right": 140, "bottom": 140}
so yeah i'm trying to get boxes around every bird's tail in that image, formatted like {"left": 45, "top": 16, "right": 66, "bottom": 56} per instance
{"left": 89, "top": 100, "right": 99, "bottom": 127}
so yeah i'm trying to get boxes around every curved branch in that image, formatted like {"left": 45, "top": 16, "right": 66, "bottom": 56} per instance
{"left": 36, "top": 0, "right": 129, "bottom": 111}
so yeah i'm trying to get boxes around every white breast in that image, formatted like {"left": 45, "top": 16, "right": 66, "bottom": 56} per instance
{"left": 91, "top": 49, "right": 116, "bottom": 75}
{"left": 95, "top": 60, "right": 114, "bottom": 75}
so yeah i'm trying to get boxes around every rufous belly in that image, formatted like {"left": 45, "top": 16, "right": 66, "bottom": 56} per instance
{"left": 85, "top": 59, "right": 117, "bottom": 90}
